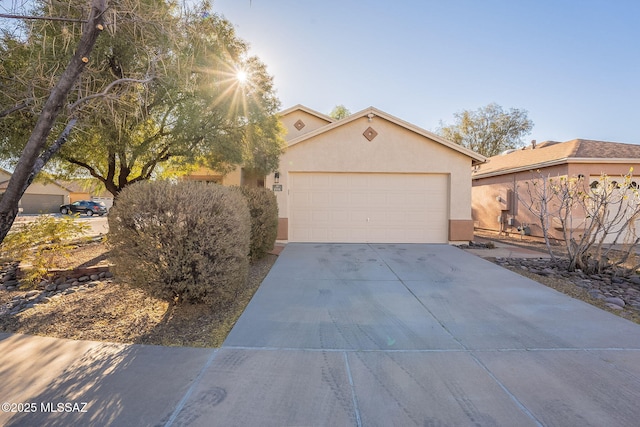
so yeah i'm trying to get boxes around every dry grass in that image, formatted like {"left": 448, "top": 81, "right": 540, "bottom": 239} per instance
{"left": 0, "top": 242, "right": 276, "bottom": 347}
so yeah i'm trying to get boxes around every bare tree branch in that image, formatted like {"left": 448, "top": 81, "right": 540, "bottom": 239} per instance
{"left": 68, "top": 77, "right": 153, "bottom": 112}
{"left": 0, "top": 99, "right": 33, "bottom": 118}
{"left": 0, "top": 13, "right": 88, "bottom": 23}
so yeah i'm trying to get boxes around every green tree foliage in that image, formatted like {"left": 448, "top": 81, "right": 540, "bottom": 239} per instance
{"left": 437, "top": 103, "right": 534, "bottom": 157}
{"left": 0, "top": 215, "right": 89, "bottom": 286}
{"left": 108, "top": 180, "right": 250, "bottom": 305}
{"left": 329, "top": 104, "right": 351, "bottom": 120}
{"left": 0, "top": 0, "right": 284, "bottom": 199}
{"left": 0, "top": 0, "right": 108, "bottom": 245}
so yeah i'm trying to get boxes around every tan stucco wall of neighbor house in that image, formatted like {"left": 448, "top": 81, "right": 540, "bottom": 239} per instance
{"left": 70, "top": 192, "right": 91, "bottom": 203}
{"left": 24, "top": 182, "right": 70, "bottom": 199}
{"left": 473, "top": 164, "right": 568, "bottom": 239}
{"left": 268, "top": 113, "right": 477, "bottom": 243}
{"left": 1, "top": 171, "right": 70, "bottom": 213}
{"left": 566, "top": 163, "right": 639, "bottom": 183}
{"left": 472, "top": 162, "right": 640, "bottom": 240}
{"left": 183, "top": 166, "right": 244, "bottom": 186}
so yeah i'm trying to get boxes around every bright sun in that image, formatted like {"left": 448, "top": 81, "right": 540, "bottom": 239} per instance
{"left": 236, "top": 70, "right": 248, "bottom": 84}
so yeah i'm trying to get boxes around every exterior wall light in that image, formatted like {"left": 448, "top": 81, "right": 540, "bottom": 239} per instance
{"left": 274, "top": 172, "right": 280, "bottom": 184}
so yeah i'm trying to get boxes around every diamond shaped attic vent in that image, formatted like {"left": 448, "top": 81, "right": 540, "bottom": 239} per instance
{"left": 363, "top": 127, "right": 378, "bottom": 141}
{"left": 294, "top": 119, "right": 305, "bottom": 131}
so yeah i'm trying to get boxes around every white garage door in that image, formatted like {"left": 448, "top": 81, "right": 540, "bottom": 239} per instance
{"left": 289, "top": 173, "right": 449, "bottom": 243}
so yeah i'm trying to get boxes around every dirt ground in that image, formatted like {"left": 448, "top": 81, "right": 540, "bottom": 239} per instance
{"left": 1, "top": 235, "right": 637, "bottom": 347}
{"left": 0, "top": 242, "right": 276, "bottom": 347}
{"left": 475, "top": 230, "right": 640, "bottom": 324}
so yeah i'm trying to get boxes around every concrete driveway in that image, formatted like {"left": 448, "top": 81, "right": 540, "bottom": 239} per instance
{"left": 3, "top": 243, "right": 640, "bottom": 426}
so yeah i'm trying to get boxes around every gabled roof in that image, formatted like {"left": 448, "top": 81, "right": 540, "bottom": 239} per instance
{"left": 285, "top": 106, "right": 487, "bottom": 165}
{"left": 278, "top": 104, "right": 335, "bottom": 124}
{"left": 473, "top": 139, "right": 640, "bottom": 178}
{"left": 0, "top": 169, "right": 77, "bottom": 193}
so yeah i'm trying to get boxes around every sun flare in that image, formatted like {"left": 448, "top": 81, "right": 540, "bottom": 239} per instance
{"left": 236, "top": 70, "right": 248, "bottom": 84}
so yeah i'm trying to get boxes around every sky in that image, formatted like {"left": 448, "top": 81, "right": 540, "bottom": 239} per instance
{"left": 210, "top": 0, "right": 640, "bottom": 145}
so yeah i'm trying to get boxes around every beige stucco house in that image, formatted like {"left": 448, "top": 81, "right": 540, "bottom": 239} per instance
{"left": 0, "top": 168, "right": 71, "bottom": 214}
{"left": 472, "top": 139, "right": 640, "bottom": 241}
{"left": 265, "top": 105, "right": 486, "bottom": 243}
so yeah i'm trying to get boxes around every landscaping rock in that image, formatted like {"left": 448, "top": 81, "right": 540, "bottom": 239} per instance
{"left": 497, "top": 257, "right": 640, "bottom": 317}
{"left": 57, "top": 283, "right": 72, "bottom": 291}
{"left": 605, "top": 297, "right": 626, "bottom": 308}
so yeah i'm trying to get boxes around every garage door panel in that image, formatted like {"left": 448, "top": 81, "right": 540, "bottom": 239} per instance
{"left": 20, "top": 194, "right": 65, "bottom": 214}
{"left": 290, "top": 173, "right": 448, "bottom": 243}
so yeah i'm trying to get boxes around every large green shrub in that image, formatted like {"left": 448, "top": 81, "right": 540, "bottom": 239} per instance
{"left": 235, "top": 186, "right": 278, "bottom": 260}
{"left": 108, "top": 181, "right": 250, "bottom": 306}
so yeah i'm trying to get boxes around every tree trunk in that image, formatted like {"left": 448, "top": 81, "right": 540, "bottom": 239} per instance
{"left": 0, "top": 0, "right": 107, "bottom": 244}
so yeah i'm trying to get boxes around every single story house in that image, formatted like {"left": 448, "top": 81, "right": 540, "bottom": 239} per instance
{"left": 263, "top": 105, "right": 486, "bottom": 243}
{"left": 471, "top": 139, "right": 640, "bottom": 242}
{"left": 0, "top": 168, "right": 71, "bottom": 214}
{"left": 58, "top": 179, "right": 115, "bottom": 210}
{"left": 183, "top": 166, "right": 264, "bottom": 188}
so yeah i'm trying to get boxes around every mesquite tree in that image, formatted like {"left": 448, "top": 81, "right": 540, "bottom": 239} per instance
{"left": 0, "top": 0, "right": 283, "bottom": 245}
{"left": 0, "top": 0, "right": 108, "bottom": 244}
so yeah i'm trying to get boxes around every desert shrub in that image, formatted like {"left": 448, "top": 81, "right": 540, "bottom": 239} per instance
{"left": 0, "top": 215, "right": 89, "bottom": 286}
{"left": 108, "top": 181, "right": 250, "bottom": 306}
{"left": 235, "top": 186, "right": 279, "bottom": 260}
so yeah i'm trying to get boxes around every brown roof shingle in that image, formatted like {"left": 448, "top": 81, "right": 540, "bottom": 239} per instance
{"left": 474, "top": 139, "right": 640, "bottom": 177}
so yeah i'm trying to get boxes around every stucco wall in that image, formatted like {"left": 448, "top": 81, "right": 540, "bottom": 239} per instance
{"left": 472, "top": 162, "right": 640, "bottom": 240}
{"left": 70, "top": 192, "right": 91, "bottom": 203}
{"left": 279, "top": 110, "right": 332, "bottom": 139}
{"left": 472, "top": 165, "right": 569, "bottom": 239}
{"left": 268, "top": 115, "right": 474, "bottom": 230}
{"left": 183, "top": 165, "right": 243, "bottom": 186}
{"left": 23, "top": 181, "right": 70, "bottom": 197}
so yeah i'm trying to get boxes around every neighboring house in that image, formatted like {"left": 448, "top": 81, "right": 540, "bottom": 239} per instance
{"left": 471, "top": 139, "right": 640, "bottom": 241}
{"left": 183, "top": 166, "right": 264, "bottom": 188}
{"left": 264, "top": 105, "right": 486, "bottom": 243}
{"left": 58, "top": 179, "right": 115, "bottom": 210}
{"left": 0, "top": 168, "right": 71, "bottom": 214}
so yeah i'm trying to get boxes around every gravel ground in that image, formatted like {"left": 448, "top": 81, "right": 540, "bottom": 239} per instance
{"left": 2, "top": 235, "right": 638, "bottom": 346}
{"left": 476, "top": 231, "right": 640, "bottom": 325}
{"left": 0, "top": 242, "right": 277, "bottom": 347}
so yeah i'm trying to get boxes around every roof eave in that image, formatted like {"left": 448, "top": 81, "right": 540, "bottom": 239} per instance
{"left": 473, "top": 157, "right": 640, "bottom": 179}
{"left": 278, "top": 104, "right": 335, "bottom": 123}
{"left": 286, "top": 106, "right": 487, "bottom": 164}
